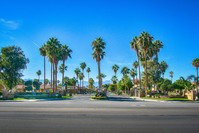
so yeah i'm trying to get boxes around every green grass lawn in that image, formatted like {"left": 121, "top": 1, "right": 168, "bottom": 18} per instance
{"left": 142, "top": 97, "right": 191, "bottom": 101}
{"left": 0, "top": 95, "right": 72, "bottom": 101}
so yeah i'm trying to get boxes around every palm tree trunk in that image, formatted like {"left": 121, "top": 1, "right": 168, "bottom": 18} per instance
{"left": 44, "top": 56, "right": 46, "bottom": 91}
{"left": 55, "top": 62, "right": 58, "bottom": 91}
{"left": 62, "top": 59, "right": 65, "bottom": 86}
{"left": 97, "top": 60, "right": 101, "bottom": 90}
{"left": 82, "top": 70, "right": 84, "bottom": 88}
{"left": 197, "top": 67, "right": 198, "bottom": 85}
{"left": 145, "top": 54, "right": 148, "bottom": 95}
{"left": 52, "top": 62, "right": 55, "bottom": 93}
{"left": 51, "top": 62, "right": 52, "bottom": 88}
{"left": 137, "top": 57, "right": 142, "bottom": 97}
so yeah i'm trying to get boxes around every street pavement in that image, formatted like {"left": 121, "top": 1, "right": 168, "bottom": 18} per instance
{"left": 0, "top": 94, "right": 199, "bottom": 133}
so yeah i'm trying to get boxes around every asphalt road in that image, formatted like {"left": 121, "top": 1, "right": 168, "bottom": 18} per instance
{"left": 0, "top": 94, "right": 199, "bottom": 133}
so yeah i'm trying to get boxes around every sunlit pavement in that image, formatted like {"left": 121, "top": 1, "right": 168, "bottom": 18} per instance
{"left": 0, "top": 94, "right": 199, "bottom": 133}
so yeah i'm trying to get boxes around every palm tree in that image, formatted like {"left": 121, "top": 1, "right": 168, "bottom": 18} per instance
{"left": 80, "top": 62, "right": 87, "bottom": 87}
{"left": 96, "top": 73, "right": 106, "bottom": 86}
{"left": 121, "top": 67, "right": 130, "bottom": 76}
{"left": 36, "top": 70, "right": 41, "bottom": 81}
{"left": 169, "top": 71, "right": 173, "bottom": 82}
{"left": 88, "top": 78, "right": 95, "bottom": 89}
{"left": 192, "top": 58, "right": 199, "bottom": 85}
{"left": 153, "top": 40, "right": 163, "bottom": 61}
{"left": 160, "top": 61, "right": 168, "bottom": 79}
{"left": 60, "top": 45, "right": 72, "bottom": 86}
{"left": 86, "top": 67, "right": 91, "bottom": 81}
{"left": 74, "top": 68, "right": 81, "bottom": 87}
{"left": 59, "top": 64, "right": 67, "bottom": 85}
{"left": 39, "top": 44, "right": 46, "bottom": 90}
{"left": 92, "top": 37, "right": 106, "bottom": 90}
{"left": 111, "top": 75, "right": 118, "bottom": 84}
{"left": 78, "top": 72, "right": 84, "bottom": 89}
{"left": 138, "top": 32, "right": 153, "bottom": 94}
{"left": 130, "top": 36, "right": 142, "bottom": 96}
{"left": 130, "top": 68, "right": 137, "bottom": 81}
{"left": 112, "top": 64, "right": 119, "bottom": 76}
{"left": 133, "top": 61, "right": 139, "bottom": 79}
{"left": 45, "top": 37, "right": 61, "bottom": 92}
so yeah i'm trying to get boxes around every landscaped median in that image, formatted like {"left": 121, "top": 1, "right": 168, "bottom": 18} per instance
{"left": 141, "top": 97, "right": 191, "bottom": 101}
{"left": 90, "top": 96, "right": 108, "bottom": 100}
{"left": 0, "top": 92, "right": 72, "bottom": 101}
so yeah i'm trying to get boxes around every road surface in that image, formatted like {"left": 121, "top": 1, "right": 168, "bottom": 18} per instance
{"left": 0, "top": 94, "right": 199, "bottom": 133}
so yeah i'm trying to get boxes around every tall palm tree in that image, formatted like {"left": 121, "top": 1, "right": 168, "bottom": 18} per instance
{"left": 121, "top": 67, "right": 130, "bottom": 76}
{"left": 169, "top": 71, "right": 173, "bottom": 82}
{"left": 60, "top": 45, "right": 72, "bottom": 86}
{"left": 86, "top": 67, "right": 91, "bottom": 81}
{"left": 92, "top": 37, "right": 106, "bottom": 90}
{"left": 153, "top": 40, "right": 163, "bottom": 61}
{"left": 74, "top": 68, "right": 81, "bottom": 87}
{"left": 59, "top": 64, "right": 67, "bottom": 85}
{"left": 112, "top": 64, "right": 119, "bottom": 76}
{"left": 78, "top": 72, "right": 84, "bottom": 89}
{"left": 192, "top": 58, "right": 199, "bottom": 85}
{"left": 80, "top": 62, "right": 87, "bottom": 88}
{"left": 39, "top": 44, "right": 46, "bottom": 90}
{"left": 138, "top": 32, "right": 153, "bottom": 94}
{"left": 96, "top": 73, "right": 106, "bottom": 86}
{"left": 160, "top": 61, "right": 168, "bottom": 79}
{"left": 45, "top": 37, "right": 61, "bottom": 92}
{"left": 130, "top": 68, "right": 137, "bottom": 81}
{"left": 36, "top": 70, "right": 41, "bottom": 81}
{"left": 133, "top": 61, "right": 139, "bottom": 79}
{"left": 130, "top": 36, "right": 142, "bottom": 96}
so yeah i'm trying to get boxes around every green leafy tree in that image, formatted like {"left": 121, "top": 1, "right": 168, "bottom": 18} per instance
{"left": 0, "top": 46, "right": 29, "bottom": 90}
{"left": 25, "top": 80, "right": 33, "bottom": 91}
{"left": 92, "top": 37, "right": 106, "bottom": 90}
{"left": 33, "top": 79, "right": 41, "bottom": 90}
{"left": 173, "top": 77, "right": 192, "bottom": 93}
{"left": 192, "top": 58, "right": 199, "bottom": 85}
{"left": 158, "top": 79, "right": 173, "bottom": 94}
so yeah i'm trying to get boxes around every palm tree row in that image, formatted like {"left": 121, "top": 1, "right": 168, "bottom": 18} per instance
{"left": 39, "top": 37, "right": 72, "bottom": 93}
{"left": 130, "top": 32, "right": 164, "bottom": 95}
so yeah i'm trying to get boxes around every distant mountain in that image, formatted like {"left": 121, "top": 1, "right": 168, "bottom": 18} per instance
{"left": 23, "top": 79, "right": 112, "bottom": 87}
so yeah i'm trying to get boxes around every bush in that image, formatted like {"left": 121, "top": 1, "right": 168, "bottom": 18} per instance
{"left": 117, "top": 90, "right": 122, "bottom": 95}
{"left": 95, "top": 91, "right": 106, "bottom": 97}
{"left": 108, "top": 84, "right": 117, "bottom": 92}
{"left": 0, "top": 92, "right": 2, "bottom": 96}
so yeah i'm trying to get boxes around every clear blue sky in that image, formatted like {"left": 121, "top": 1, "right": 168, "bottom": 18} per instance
{"left": 0, "top": 0, "right": 199, "bottom": 82}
